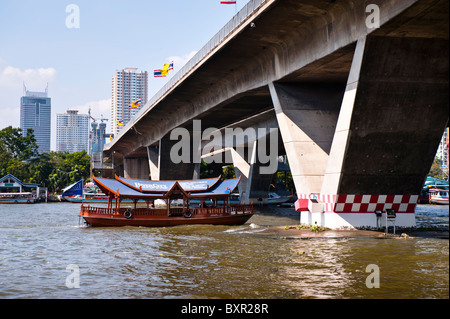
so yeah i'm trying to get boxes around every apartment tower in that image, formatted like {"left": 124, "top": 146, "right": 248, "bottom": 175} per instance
{"left": 20, "top": 85, "right": 51, "bottom": 153}
{"left": 56, "top": 109, "right": 89, "bottom": 153}
{"left": 111, "top": 68, "right": 148, "bottom": 136}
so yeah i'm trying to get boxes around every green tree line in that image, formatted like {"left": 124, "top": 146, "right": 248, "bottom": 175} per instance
{"left": 0, "top": 126, "right": 90, "bottom": 193}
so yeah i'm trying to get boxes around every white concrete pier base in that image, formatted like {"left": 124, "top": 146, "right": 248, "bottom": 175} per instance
{"left": 296, "top": 194, "right": 417, "bottom": 229}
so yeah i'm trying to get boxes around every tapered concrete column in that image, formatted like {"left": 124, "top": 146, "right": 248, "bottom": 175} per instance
{"left": 323, "top": 35, "right": 449, "bottom": 196}
{"left": 147, "top": 145, "right": 160, "bottom": 181}
{"left": 159, "top": 134, "right": 198, "bottom": 180}
{"left": 231, "top": 136, "right": 277, "bottom": 204}
{"left": 269, "top": 82, "right": 345, "bottom": 195}
{"left": 296, "top": 35, "right": 448, "bottom": 229}
{"left": 321, "top": 37, "right": 367, "bottom": 195}
{"left": 230, "top": 147, "right": 251, "bottom": 201}
{"left": 123, "top": 157, "right": 150, "bottom": 179}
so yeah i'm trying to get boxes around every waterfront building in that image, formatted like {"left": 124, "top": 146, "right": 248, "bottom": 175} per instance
{"left": 0, "top": 174, "right": 41, "bottom": 194}
{"left": 20, "top": 85, "right": 51, "bottom": 153}
{"left": 111, "top": 67, "right": 148, "bottom": 136}
{"left": 56, "top": 109, "right": 89, "bottom": 153}
{"left": 0, "top": 174, "right": 47, "bottom": 203}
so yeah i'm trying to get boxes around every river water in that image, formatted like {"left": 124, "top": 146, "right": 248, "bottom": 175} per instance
{"left": 0, "top": 203, "right": 448, "bottom": 299}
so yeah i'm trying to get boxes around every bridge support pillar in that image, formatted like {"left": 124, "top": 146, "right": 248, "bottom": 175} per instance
{"left": 231, "top": 138, "right": 276, "bottom": 205}
{"left": 269, "top": 81, "right": 344, "bottom": 195}
{"left": 147, "top": 145, "right": 160, "bottom": 180}
{"left": 290, "top": 36, "right": 448, "bottom": 229}
{"left": 123, "top": 157, "right": 150, "bottom": 180}
{"left": 158, "top": 135, "right": 198, "bottom": 180}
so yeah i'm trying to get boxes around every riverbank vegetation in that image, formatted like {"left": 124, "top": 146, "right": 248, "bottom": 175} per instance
{"left": 0, "top": 126, "right": 90, "bottom": 193}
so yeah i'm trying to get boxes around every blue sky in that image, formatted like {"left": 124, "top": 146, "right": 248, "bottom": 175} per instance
{"left": 0, "top": 0, "right": 247, "bottom": 150}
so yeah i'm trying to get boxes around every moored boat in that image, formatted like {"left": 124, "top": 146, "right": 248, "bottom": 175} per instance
{"left": 418, "top": 177, "right": 449, "bottom": 204}
{"left": 268, "top": 192, "right": 291, "bottom": 205}
{"left": 429, "top": 187, "right": 449, "bottom": 205}
{"left": 62, "top": 180, "right": 114, "bottom": 203}
{"left": 79, "top": 175, "right": 254, "bottom": 227}
{"left": 0, "top": 192, "right": 38, "bottom": 204}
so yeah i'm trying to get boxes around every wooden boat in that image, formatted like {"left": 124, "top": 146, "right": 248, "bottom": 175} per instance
{"left": 79, "top": 175, "right": 254, "bottom": 227}
{"left": 0, "top": 192, "right": 38, "bottom": 204}
{"left": 429, "top": 187, "right": 449, "bottom": 205}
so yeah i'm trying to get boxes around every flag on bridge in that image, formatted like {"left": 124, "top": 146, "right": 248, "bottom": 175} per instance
{"left": 154, "top": 61, "right": 174, "bottom": 77}
{"left": 129, "top": 99, "right": 142, "bottom": 109}
{"left": 221, "top": 1, "right": 237, "bottom": 4}
{"left": 117, "top": 120, "right": 124, "bottom": 126}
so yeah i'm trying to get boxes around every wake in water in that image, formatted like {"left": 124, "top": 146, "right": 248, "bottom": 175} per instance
{"left": 223, "top": 223, "right": 267, "bottom": 234}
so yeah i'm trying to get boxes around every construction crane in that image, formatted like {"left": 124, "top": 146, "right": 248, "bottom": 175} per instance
{"left": 88, "top": 106, "right": 108, "bottom": 123}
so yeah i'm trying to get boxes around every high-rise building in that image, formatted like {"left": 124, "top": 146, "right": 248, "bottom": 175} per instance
{"left": 436, "top": 128, "right": 449, "bottom": 171}
{"left": 20, "top": 85, "right": 51, "bottom": 153}
{"left": 90, "top": 120, "right": 109, "bottom": 167}
{"left": 56, "top": 109, "right": 89, "bottom": 153}
{"left": 111, "top": 67, "right": 148, "bottom": 136}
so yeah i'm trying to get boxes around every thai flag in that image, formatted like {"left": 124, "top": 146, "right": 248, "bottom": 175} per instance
{"left": 129, "top": 99, "right": 142, "bottom": 109}
{"left": 154, "top": 61, "right": 174, "bottom": 77}
{"left": 154, "top": 69, "right": 164, "bottom": 77}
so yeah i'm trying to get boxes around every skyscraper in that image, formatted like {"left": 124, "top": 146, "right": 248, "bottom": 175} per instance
{"left": 20, "top": 85, "right": 51, "bottom": 153}
{"left": 111, "top": 68, "right": 148, "bottom": 136}
{"left": 56, "top": 109, "right": 89, "bottom": 153}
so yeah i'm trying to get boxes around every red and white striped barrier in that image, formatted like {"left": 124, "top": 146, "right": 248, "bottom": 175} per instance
{"left": 295, "top": 194, "right": 418, "bottom": 214}
{"left": 294, "top": 194, "right": 418, "bottom": 229}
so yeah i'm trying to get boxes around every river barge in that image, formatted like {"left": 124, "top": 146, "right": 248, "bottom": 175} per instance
{"left": 79, "top": 175, "right": 253, "bottom": 227}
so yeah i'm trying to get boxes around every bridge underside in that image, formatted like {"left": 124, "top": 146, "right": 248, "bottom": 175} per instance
{"left": 105, "top": 0, "right": 448, "bottom": 229}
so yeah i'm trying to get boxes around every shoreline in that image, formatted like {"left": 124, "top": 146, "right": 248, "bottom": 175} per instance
{"left": 257, "top": 225, "right": 449, "bottom": 240}
{"left": 253, "top": 205, "right": 449, "bottom": 239}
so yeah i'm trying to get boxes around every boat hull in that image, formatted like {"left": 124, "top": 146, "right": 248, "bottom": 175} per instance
{"left": 81, "top": 213, "right": 253, "bottom": 227}
{"left": 430, "top": 198, "right": 449, "bottom": 205}
{"left": 0, "top": 198, "right": 38, "bottom": 204}
{"left": 80, "top": 204, "right": 254, "bottom": 227}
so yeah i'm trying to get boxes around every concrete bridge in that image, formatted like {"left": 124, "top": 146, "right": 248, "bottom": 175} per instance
{"left": 104, "top": 0, "right": 449, "bottom": 229}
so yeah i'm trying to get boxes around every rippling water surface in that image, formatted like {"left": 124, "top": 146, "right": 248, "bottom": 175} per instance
{"left": 0, "top": 203, "right": 448, "bottom": 299}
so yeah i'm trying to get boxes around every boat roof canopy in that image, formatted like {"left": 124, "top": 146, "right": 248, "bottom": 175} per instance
{"left": 116, "top": 175, "right": 221, "bottom": 193}
{"left": 93, "top": 175, "right": 240, "bottom": 200}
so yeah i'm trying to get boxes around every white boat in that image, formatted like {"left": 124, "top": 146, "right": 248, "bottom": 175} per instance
{"left": 267, "top": 192, "right": 291, "bottom": 205}
{"left": 429, "top": 187, "right": 449, "bottom": 205}
{"left": 0, "top": 192, "right": 38, "bottom": 204}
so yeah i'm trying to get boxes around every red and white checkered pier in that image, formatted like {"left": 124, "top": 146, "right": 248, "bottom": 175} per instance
{"left": 295, "top": 194, "right": 417, "bottom": 229}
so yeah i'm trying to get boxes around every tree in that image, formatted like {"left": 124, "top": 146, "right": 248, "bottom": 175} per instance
{"left": 0, "top": 126, "right": 38, "bottom": 180}
{"left": 44, "top": 151, "right": 91, "bottom": 193}
{"left": 0, "top": 126, "right": 39, "bottom": 160}
{"left": 428, "top": 157, "right": 442, "bottom": 178}
{"left": 0, "top": 127, "right": 92, "bottom": 193}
